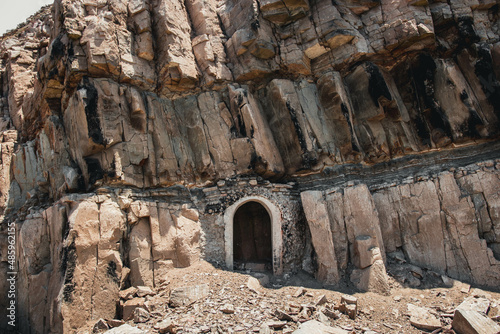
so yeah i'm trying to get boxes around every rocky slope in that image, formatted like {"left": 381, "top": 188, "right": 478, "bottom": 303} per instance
{"left": 0, "top": 0, "right": 500, "bottom": 333}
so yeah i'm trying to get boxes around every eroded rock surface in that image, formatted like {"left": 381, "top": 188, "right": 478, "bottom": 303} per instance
{"left": 0, "top": 0, "right": 500, "bottom": 332}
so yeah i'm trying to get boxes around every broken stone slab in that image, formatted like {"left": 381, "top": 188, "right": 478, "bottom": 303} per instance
{"left": 452, "top": 308, "right": 500, "bottom": 334}
{"left": 407, "top": 304, "right": 442, "bottom": 331}
{"left": 339, "top": 295, "right": 357, "bottom": 320}
{"left": 133, "top": 307, "right": 150, "bottom": 323}
{"left": 322, "top": 307, "right": 341, "bottom": 320}
{"left": 169, "top": 284, "right": 209, "bottom": 307}
{"left": 275, "top": 309, "right": 294, "bottom": 321}
{"left": 93, "top": 318, "right": 109, "bottom": 332}
{"left": 315, "top": 294, "right": 328, "bottom": 306}
{"left": 247, "top": 277, "right": 263, "bottom": 294}
{"left": 136, "top": 286, "right": 155, "bottom": 297}
{"left": 104, "top": 324, "right": 145, "bottom": 334}
{"left": 350, "top": 259, "right": 390, "bottom": 295}
{"left": 292, "top": 320, "right": 349, "bottom": 334}
{"left": 259, "top": 324, "right": 272, "bottom": 334}
{"left": 155, "top": 319, "right": 177, "bottom": 334}
{"left": 457, "top": 296, "right": 491, "bottom": 315}
{"left": 221, "top": 303, "right": 235, "bottom": 314}
{"left": 264, "top": 321, "right": 287, "bottom": 329}
{"left": 122, "top": 298, "right": 146, "bottom": 321}
{"left": 318, "top": 311, "right": 332, "bottom": 326}
{"left": 119, "top": 287, "right": 138, "bottom": 300}
{"left": 107, "top": 319, "right": 125, "bottom": 328}
{"left": 341, "top": 295, "right": 357, "bottom": 305}
{"left": 293, "top": 287, "right": 306, "bottom": 297}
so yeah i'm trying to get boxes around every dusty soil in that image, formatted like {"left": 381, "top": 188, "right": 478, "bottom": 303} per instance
{"left": 90, "top": 260, "right": 500, "bottom": 334}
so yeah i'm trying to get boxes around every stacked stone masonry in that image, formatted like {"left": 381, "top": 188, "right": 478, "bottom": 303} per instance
{"left": 0, "top": 0, "right": 500, "bottom": 332}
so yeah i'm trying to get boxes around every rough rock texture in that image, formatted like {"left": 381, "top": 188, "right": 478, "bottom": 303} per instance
{"left": 302, "top": 162, "right": 500, "bottom": 288}
{"left": 0, "top": 0, "right": 500, "bottom": 332}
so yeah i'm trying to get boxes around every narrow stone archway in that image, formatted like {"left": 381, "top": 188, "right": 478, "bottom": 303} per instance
{"left": 224, "top": 196, "right": 283, "bottom": 275}
{"left": 233, "top": 201, "right": 272, "bottom": 270}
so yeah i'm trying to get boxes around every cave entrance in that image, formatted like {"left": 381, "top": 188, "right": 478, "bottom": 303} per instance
{"left": 224, "top": 196, "right": 283, "bottom": 275}
{"left": 233, "top": 201, "right": 272, "bottom": 271}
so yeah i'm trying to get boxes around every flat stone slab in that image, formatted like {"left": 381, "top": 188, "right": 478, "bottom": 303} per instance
{"left": 407, "top": 304, "right": 442, "bottom": 331}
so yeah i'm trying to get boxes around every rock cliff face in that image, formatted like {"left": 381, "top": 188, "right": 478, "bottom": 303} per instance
{"left": 1, "top": 0, "right": 500, "bottom": 332}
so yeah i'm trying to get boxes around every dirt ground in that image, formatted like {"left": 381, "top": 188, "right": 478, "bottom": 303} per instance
{"left": 91, "top": 260, "right": 500, "bottom": 334}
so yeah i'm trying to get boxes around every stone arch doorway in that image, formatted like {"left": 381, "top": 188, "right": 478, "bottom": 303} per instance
{"left": 233, "top": 201, "right": 272, "bottom": 269}
{"left": 224, "top": 196, "right": 283, "bottom": 275}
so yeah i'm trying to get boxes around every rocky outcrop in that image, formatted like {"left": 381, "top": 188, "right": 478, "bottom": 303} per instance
{"left": 10, "top": 192, "right": 204, "bottom": 333}
{"left": 0, "top": 0, "right": 500, "bottom": 332}
{"left": 1, "top": 0, "right": 499, "bottom": 205}
{"left": 301, "top": 161, "right": 500, "bottom": 289}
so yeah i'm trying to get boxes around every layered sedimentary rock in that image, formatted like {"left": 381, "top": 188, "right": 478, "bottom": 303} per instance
{"left": 1, "top": 0, "right": 500, "bottom": 332}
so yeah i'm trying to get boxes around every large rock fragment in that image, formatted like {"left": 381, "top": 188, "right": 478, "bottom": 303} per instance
{"left": 259, "top": 0, "right": 309, "bottom": 26}
{"left": 301, "top": 191, "right": 340, "bottom": 285}
{"left": 152, "top": 0, "right": 199, "bottom": 92}
{"left": 169, "top": 284, "right": 209, "bottom": 307}
{"left": 452, "top": 308, "right": 500, "bottom": 334}
{"left": 350, "top": 259, "right": 390, "bottom": 295}
{"left": 407, "top": 304, "right": 442, "bottom": 331}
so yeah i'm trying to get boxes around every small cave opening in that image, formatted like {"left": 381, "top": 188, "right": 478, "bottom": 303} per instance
{"left": 233, "top": 201, "right": 272, "bottom": 271}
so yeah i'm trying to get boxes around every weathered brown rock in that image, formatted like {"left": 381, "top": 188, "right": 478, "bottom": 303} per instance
{"left": 122, "top": 298, "right": 146, "bottom": 321}
{"left": 452, "top": 308, "right": 500, "bottom": 334}
{"left": 301, "top": 191, "right": 340, "bottom": 285}
{"left": 350, "top": 259, "right": 390, "bottom": 296}
{"left": 1, "top": 0, "right": 500, "bottom": 332}
{"left": 169, "top": 284, "right": 209, "bottom": 307}
{"left": 407, "top": 304, "right": 442, "bottom": 331}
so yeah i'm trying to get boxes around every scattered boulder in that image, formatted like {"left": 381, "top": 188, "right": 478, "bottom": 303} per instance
{"left": 136, "top": 286, "right": 155, "bottom": 297}
{"left": 339, "top": 295, "right": 357, "bottom": 320}
{"left": 457, "top": 296, "right": 491, "bottom": 315}
{"left": 247, "top": 277, "right": 263, "bottom": 294}
{"left": 169, "top": 284, "right": 209, "bottom": 307}
{"left": 155, "top": 319, "right": 177, "bottom": 334}
{"left": 264, "top": 320, "right": 287, "bottom": 329}
{"left": 275, "top": 309, "right": 294, "bottom": 321}
{"left": 119, "top": 287, "right": 138, "bottom": 300}
{"left": 292, "top": 320, "right": 349, "bottom": 334}
{"left": 259, "top": 323, "right": 273, "bottom": 334}
{"left": 122, "top": 298, "right": 146, "bottom": 321}
{"left": 351, "top": 259, "right": 390, "bottom": 295}
{"left": 133, "top": 307, "right": 150, "bottom": 323}
{"left": 104, "top": 324, "right": 145, "bottom": 334}
{"left": 93, "top": 318, "right": 109, "bottom": 332}
{"left": 221, "top": 303, "right": 235, "bottom": 314}
{"left": 452, "top": 308, "right": 500, "bottom": 334}
{"left": 322, "top": 307, "right": 341, "bottom": 320}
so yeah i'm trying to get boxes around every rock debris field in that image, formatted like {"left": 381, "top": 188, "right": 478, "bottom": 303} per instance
{"left": 88, "top": 260, "right": 500, "bottom": 334}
